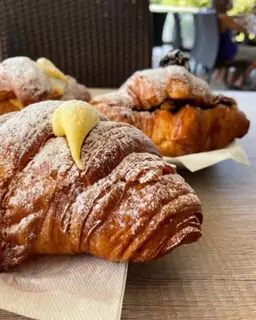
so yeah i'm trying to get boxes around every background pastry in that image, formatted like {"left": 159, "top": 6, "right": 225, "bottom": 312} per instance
{"left": 91, "top": 60, "right": 250, "bottom": 157}
{"left": 0, "top": 57, "right": 91, "bottom": 115}
{"left": 0, "top": 100, "right": 202, "bottom": 270}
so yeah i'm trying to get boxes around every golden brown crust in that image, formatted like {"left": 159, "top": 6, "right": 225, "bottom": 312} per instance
{"left": 151, "top": 105, "right": 249, "bottom": 156}
{"left": 120, "top": 66, "right": 216, "bottom": 109}
{"left": 0, "top": 57, "right": 91, "bottom": 115}
{"left": 91, "top": 66, "right": 250, "bottom": 156}
{"left": 95, "top": 102, "right": 250, "bottom": 157}
{"left": 0, "top": 101, "right": 20, "bottom": 115}
{"left": 0, "top": 101, "right": 202, "bottom": 270}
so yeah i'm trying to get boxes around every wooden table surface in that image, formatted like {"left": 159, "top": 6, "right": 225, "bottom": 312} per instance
{"left": 1, "top": 91, "right": 255, "bottom": 320}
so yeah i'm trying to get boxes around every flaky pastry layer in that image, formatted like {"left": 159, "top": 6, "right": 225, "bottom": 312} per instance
{"left": 0, "top": 101, "right": 202, "bottom": 270}
{"left": 91, "top": 66, "right": 250, "bottom": 156}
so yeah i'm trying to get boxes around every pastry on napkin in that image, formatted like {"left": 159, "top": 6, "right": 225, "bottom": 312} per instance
{"left": 0, "top": 100, "right": 203, "bottom": 320}
{"left": 91, "top": 50, "right": 250, "bottom": 157}
{"left": 0, "top": 100, "right": 202, "bottom": 270}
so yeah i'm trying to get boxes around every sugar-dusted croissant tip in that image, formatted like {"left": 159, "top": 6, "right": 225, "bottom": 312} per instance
{"left": 0, "top": 100, "right": 202, "bottom": 270}
{"left": 0, "top": 56, "right": 91, "bottom": 115}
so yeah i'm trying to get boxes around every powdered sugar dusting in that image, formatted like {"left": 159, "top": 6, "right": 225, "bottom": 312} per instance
{"left": 79, "top": 121, "right": 160, "bottom": 184}
{"left": 0, "top": 100, "right": 62, "bottom": 199}
{"left": 61, "top": 76, "right": 91, "bottom": 102}
{"left": 165, "top": 65, "right": 212, "bottom": 100}
{"left": 0, "top": 100, "right": 202, "bottom": 268}
{"left": 91, "top": 90, "right": 134, "bottom": 110}
{"left": 124, "top": 65, "right": 214, "bottom": 108}
{"left": 0, "top": 57, "right": 91, "bottom": 109}
{"left": 69, "top": 152, "right": 202, "bottom": 260}
{"left": 123, "top": 67, "right": 168, "bottom": 109}
{"left": 92, "top": 65, "right": 224, "bottom": 112}
{"left": 0, "top": 57, "right": 52, "bottom": 102}
{"left": 0, "top": 112, "right": 17, "bottom": 126}
{"left": 7, "top": 213, "right": 37, "bottom": 236}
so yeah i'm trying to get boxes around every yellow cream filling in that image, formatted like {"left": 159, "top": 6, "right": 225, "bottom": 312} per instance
{"left": 4, "top": 58, "right": 68, "bottom": 110}
{"left": 36, "top": 57, "right": 68, "bottom": 96}
{"left": 160, "top": 101, "right": 176, "bottom": 111}
{"left": 49, "top": 78, "right": 66, "bottom": 96}
{"left": 36, "top": 58, "right": 67, "bottom": 82}
{"left": 52, "top": 100, "right": 99, "bottom": 169}
{"left": 9, "top": 99, "right": 24, "bottom": 110}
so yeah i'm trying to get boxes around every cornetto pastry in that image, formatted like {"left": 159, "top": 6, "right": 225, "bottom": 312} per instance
{"left": 91, "top": 51, "right": 250, "bottom": 157}
{"left": 0, "top": 100, "right": 202, "bottom": 270}
{"left": 0, "top": 57, "right": 91, "bottom": 115}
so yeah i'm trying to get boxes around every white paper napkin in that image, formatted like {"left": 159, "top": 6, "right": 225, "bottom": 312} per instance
{"left": 0, "top": 255, "right": 128, "bottom": 320}
{"left": 164, "top": 141, "right": 250, "bottom": 172}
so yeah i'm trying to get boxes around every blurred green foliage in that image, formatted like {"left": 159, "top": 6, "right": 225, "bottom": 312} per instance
{"left": 231, "top": 0, "right": 254, "bottom": 14}
{"left": 150, "top": 0, "right": 255, "bottom": 13}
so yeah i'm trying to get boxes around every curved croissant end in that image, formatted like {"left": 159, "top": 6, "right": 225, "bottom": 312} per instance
{"left": 0, "top": 101, "right": 202, "bottom": 270}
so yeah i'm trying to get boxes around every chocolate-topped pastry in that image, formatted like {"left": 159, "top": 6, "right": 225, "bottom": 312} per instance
{"left": 159, "top": 49, "right": 191, "bottom": 72}
{"left": 0, "top": 56, "right": 91, "bottom": 115}
{"left": 91, "top": 64, "right": 250, "bottom": 157}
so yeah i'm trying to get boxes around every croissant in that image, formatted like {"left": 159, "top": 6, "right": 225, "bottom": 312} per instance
{"left": 0, "top": 100, "right": 202, "bottom": 270}
{"left": 0, "top": 56, "right": 91, "bottom": 115}
{"left": 91, "top": 62, "right": 250, "bottom": 156}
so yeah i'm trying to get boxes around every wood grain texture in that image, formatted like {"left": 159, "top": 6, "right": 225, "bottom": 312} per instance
{"left": 0, "top": 91, "right": 255, "bottom": 320}
{"left": 121, "top": 91, "right": 256, "bottom": 320}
